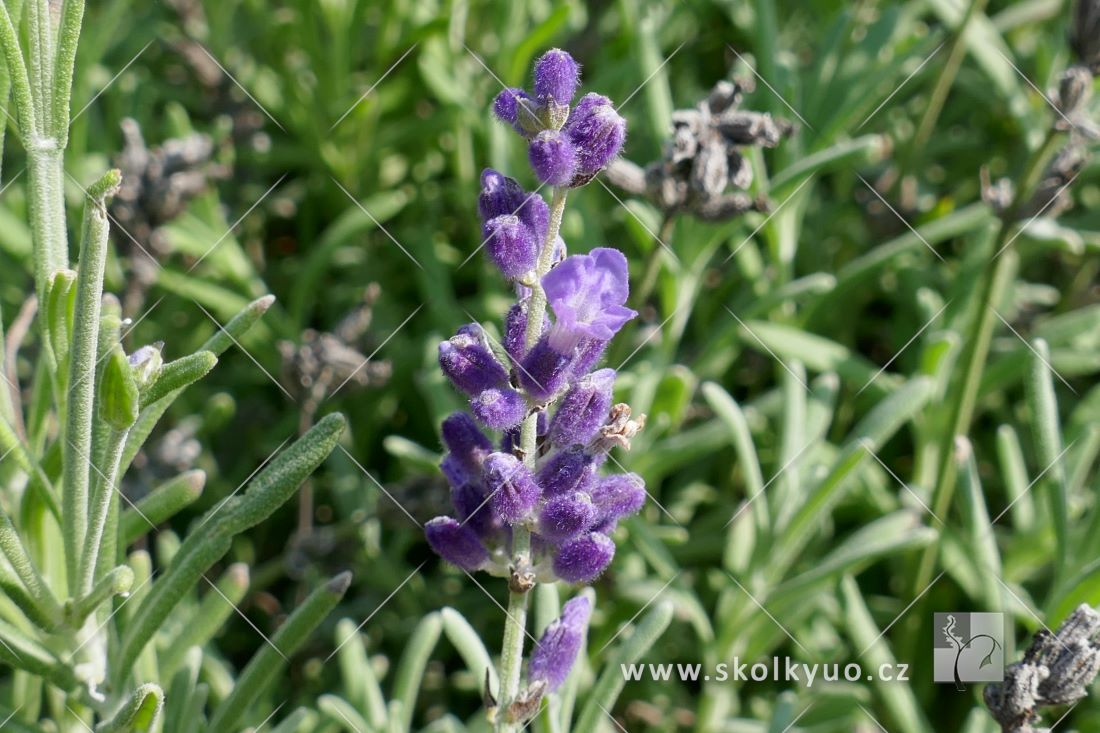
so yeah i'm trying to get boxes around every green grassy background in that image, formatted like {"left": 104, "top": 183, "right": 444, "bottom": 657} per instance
{"left": 1, "top": 0, "right": 1099, "bottom": 730}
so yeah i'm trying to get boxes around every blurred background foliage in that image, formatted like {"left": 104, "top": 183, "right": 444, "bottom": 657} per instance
{"left": 2, "top": 0, "right": 1099, "bottom": 730}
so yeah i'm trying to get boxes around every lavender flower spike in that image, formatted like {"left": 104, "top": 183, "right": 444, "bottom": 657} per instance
{"left": 553, "top": 532, "right": 616, "bottom": 583}
{"left": 441, "top": 412, "right": 493, "bottom": 469}
{"left": 528, "top": 596, "right": 592, "bottom": 692}
{"left": 484, "top": 452, "right": 542, "bottom": 524}
{"left": 543, "top": 247, "right": 637, "bottom": 354}
{"left": 426, "top": 517, "right": 490, "bottom": 570}
{"left": 534, "top": 49, "right": 581, "bottom": 108}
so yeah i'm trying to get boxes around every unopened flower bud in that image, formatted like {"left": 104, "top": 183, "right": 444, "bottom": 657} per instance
{"left": 550, "top": 369, "right": 615, "bottom": 447}
{"left": 534, "top": 49, "right": 580, "bottom": 108}
{"left": 553, "top": 532, "right": 615, "bottom": 583}
{"left": 528, "top": 130, "right": 577, "bottom": 187}
{"left": 528, "top": 596, "right": 591, "bottom": 691}
{"left": 439, "top": 327, "right": 509, "bottom": 396}
{"left": 426, "top": 516, "right": 490, "bottom": 570}
{"left": 470, "top": 387, "right": 527, "bottom": 431}
{"left": 484, "top": 452, "right": 541, "bottom": 524}
{"left": 565, "top": 93, "right": 626, "bottom": 185}
{"left": 538, "top": 491, "right": 596, "bottom": 543}
{"left": 536, "top": 446, "right": 598, "bottom": 498}
{"left": 483, "top": 215, "right": 538, "bottom": 278}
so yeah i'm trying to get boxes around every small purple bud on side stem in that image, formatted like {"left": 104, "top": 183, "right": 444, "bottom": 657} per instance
{"left": 470, "top": 387, "right": 527, "bottom": 431}
{"left": 426, "top": 517, "right": 490, "bottom": 570}
{"left": 484, "top": 452, "right": 542, "bottom": 524}
{"left": 550, "top": 368, "right": 615, "bottom": 447}
{"left": 528, "top": 596, "right": 592, "bottom": 691}
{"left": 528, "top": 131, "right": 578, "bottom": 187}
{"left": 538, "top": 492, "right": 596, "bottom": 543}
{"left": 553, "top": 532, "right": 615, "bottom": 583}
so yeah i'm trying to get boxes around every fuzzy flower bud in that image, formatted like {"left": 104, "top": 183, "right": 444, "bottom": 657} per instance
{"left": 536, "top": 446, "right": 598, "bottom": 498}
{"left": 534, "top": 49, "right": 581, "bottom": 108}
{"left": 484, "top": 452, "right": 542, "bottom": 524}
{"left": 565, "top": 93, "right": 626, "bottom": 185}
{"left": 589, "top": 473, "right": 646, "bottom": 531}
{"left": 528, "top": 130, "right": 578, "bottom": 187}
{"left": 450, "top": 483, "right": 500, "bottom": 539}
{"left": 543, "top": 248, "right": 637, "bottom": 354}
{"left": 426, "top": 517, "right": 490, "bottom": 570}
{"left": 494, "top": 88, "right": 540, "bottom": 136}
{"left": 538, "top": 491, "right": 596, "bottom": 543}
{"left": 439, "top": 327, "right": 509, "bottom": 395}
{"left": 483, "top": 214, "right": 538, "bottom": 278}
{"left": 442, "top": 412, "right": 493, "bottom": 465}
{"left": 504, "top": 301, "right": 546, "bottom": 363}
{"left": 553, "top": 532, "right": 615, "bottom": 583}
{"left": 470, "top": 387, "right": 527, "bottom": 431}
{"left": 528, "top": 596, "right": 591, "bottom": 691}
{"left": 517, "top": 338, "right": 573, "bottom": 402}
{"left": 550, "top": 368, "right": 615, "bottom": 447}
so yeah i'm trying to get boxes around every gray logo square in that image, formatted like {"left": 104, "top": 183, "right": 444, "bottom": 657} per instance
{"left": 934, "top": 612, "right": 1004, "bottom": 685}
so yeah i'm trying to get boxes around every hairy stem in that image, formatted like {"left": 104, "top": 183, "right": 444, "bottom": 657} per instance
{"left": 62, "top": 172, "right": 120, "bottom": 594}
{"left": 78, "top": 426, "right": 128, "bottom": 596}
{"left": 497, "top": 186, "right": 567, "bottom": 731}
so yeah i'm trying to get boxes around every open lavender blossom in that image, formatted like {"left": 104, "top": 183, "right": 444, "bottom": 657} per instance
{"left": 492, "top": 48, "right": 626, "bottom": 188}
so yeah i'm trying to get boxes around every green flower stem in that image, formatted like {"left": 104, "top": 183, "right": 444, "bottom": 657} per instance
{"left": 496, "top": 186, "right": 567, "bottom": 731}
{"left": 207, "top": 572, "right": 351, "bottom": 732}
{"left": 897, "top": 0, "right": 989, "bottom": 184}
{"left": 62, "top": 170, "right": 121, "bottom": 594}
{"left": 78, "top": 426, "right": 128, "bottom": 596}
{"left": 50, "top": 0, "right": 85, "bottom": 146}
{"left": 915, "top": 128, "right": 1062, "bottom": 594}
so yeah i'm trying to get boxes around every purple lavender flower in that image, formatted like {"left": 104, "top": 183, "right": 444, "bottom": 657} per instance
{"left": 590, "top": 473, "right": 646, "bottom": 531}
{"left": 565, "top": 93, "right": 626, "bottom": 185}
{"left": 536, "top": 446, "right": 598, "bottom": 498}
{"left": 517, "top": 338, "right": 573, "bottom": 402}
{"left": 484, "top": 452, "right": 541, "bottom": 524}
{"left": 479, "top": 170, "right": 550, "bottom": 240}
{"left": 528, "top": 596, "right": 591, "bottom": 691}
{"left": 529, "top": 130, "right": 578, "bottom": 187}
{"left": 534, "top": 49, "right": 581, "bottom": 107}
{"left": 543, "top": 248, "right": 637, "bottom": 353}
{"left": 505, "top": 302, "right": 544, "bottom": 362}
{"left": 438, "top": 327, "right": 509, "bottom": 395}
{"left": 425, "top": 517, "right": 490, "bottom": 570}
{"left": 483, "top": 214, "right": 538, "bottom": 278}
{"left": 538, "top": 491, "right": 596, "bottom": 543}
{"left": 441, "top": 412, "right": 493, "bottom": 468}
{"left": 493, "top": 87, "right": 538, "bottom": 136}
{"left": 549, "top": 368, "right": 615, "bottom": 446}
{"left": 553, "top": 532, "right": 615, "bottom": 583}
{"left": 470, "top": 387, "right": 527, "bottom": 431}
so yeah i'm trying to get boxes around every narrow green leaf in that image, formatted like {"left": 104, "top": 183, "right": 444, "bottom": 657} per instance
{"left": 208, "top": 573, "right": 351, "bottom": 732}
{"left": 0, "top": 617, "right": 77, "bottom": 689}
{"left": 139, "top": 351, "right": 217, "bottom": 408}
{"left": 334, "top": 618, "right": 388, "bottom": 729}
{"left": 45, "top": 268, "right": 76, "bottom": 371}
{"left": 159, "top": 563, "right": 249, "bottom": 679}
{"left": 95, "top": 683, "right": 163, "bottom": 733}
{"left": 0, "top": 511, "right": 62, "bottom": 628}
{"left": 393, "top": 611, "right": 443, "bottom": 732}
{"left": 63, "top": 169, "right": 121, "bottom": 591}
{"left": 162, "top": 649, "right": 201, "bottom": 733}
{"left": 119, "top": 470, "right": 206, "bottom": 548}
{"left": 840, "top": 576, "right": 932, "bottom": 733}
{"left": 1026, "top": 338, "right": 1068, "bottom": 575}
{"left": 442, "top": 607, "right": 499, "bottom": 697}
{"left": 995, "top": 425, "right": 1033, "bottom": 531}
{"left": 318, "top": 695, "right": 374, "bottom": 733}
{"left": 956, "top": 438, "right": 1003, "bottom": 613}
{"left": 99, "top": 347, "right": 140, "bottom": 431}
{"left": 574, "top": 602, "right": 673, "bottom": 732}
